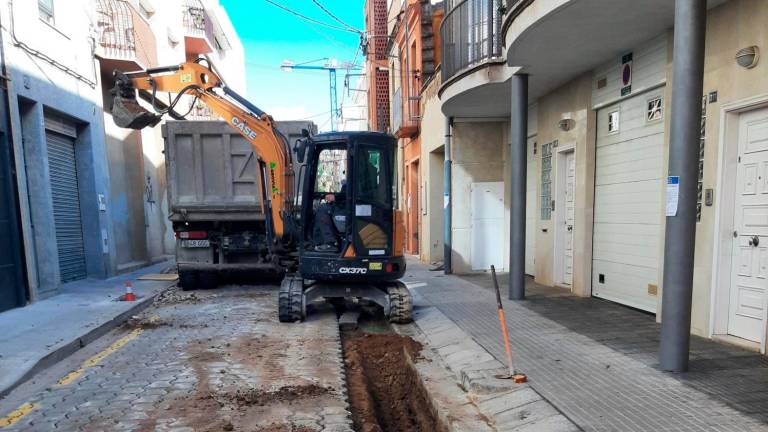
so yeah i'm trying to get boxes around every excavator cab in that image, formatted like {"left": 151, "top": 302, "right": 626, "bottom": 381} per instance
{"left": 277, "top": 132, "right": 411, "bottom": 324}
{"left": 297, "top": 132, "right": 405, "bottom": 282}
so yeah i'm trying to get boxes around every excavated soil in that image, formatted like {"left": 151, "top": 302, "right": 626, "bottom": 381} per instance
{"left": 342, "top": 330, "right": 442, "bottom": 432}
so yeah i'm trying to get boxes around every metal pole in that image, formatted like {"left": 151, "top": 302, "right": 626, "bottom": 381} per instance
{"left": 329, "top": 68, "right": 338, "bottom": 132}
{"left": 659, "top": 0, "right": 706, "bottom": 373}
{"left": 509, "top": 74, "right": 528, "bottom": 300}
{"left": 444, "top": 116, "right": 453, "bottom": 274}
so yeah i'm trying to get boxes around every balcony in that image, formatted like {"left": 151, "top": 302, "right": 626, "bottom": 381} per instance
{"left": 182, "top": 0, "right": 215, "bottom": 55}
{"left": 441, "top": 0, "right": 505, "bottom": 89}
{"left": 95, "top": 0, "right": 157, "bottom": 72}
{"left": 501, "top": 0, "right": 728, "bottom": 100}
{"left": 391, "top": 87, "right": 420, "bottom": 138}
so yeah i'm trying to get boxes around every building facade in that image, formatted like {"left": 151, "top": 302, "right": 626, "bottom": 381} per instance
{"left": 0, "top": 0, "right": 244, "bottom": 311}
{"left": 364, "top": 0, "right": 390, "bottom": 132}
{"left": 437, "top": 0, "right": 768, "bottom": 362}
{"left": 387, "top": 0, "right": 443, "bottom": 256}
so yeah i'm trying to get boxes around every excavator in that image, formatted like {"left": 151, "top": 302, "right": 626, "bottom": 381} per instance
{"left": 110, "top": 60, "right": 412, "bottom": 323}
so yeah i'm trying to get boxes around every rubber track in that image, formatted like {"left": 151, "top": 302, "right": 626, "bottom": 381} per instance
{"left": 388, "top": 283, "right": 413, "bottom": 324}
{"left": 278, "top": 278, "right": 303, "bottom": 322}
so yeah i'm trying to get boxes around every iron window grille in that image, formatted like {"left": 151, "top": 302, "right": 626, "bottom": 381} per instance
{"left": 541, "top": 141, "right": 555, "bottom": 220}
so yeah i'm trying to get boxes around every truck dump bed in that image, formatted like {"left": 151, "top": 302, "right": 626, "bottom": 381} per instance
{"left": 163, "top": 121, "right": 264, "bottom": 222}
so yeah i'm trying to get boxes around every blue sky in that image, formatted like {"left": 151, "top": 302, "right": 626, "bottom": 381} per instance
{"left": 220, "top": 0, "right": 365, "bottom": 130}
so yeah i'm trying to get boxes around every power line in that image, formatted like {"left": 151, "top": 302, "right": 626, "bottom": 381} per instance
{"left": 310, "top": 0, "right": 363, "bottom": 34}
{"left": 262, "top": 0, "right": 359, "bottom": 34}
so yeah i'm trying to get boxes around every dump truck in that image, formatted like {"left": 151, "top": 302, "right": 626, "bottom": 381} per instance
{"left": 163, "top": 120, "right": 316, "bottom": 289}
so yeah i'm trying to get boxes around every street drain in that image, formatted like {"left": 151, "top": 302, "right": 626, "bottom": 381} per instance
{"left": 342, "top": 325, "right": 445, "bottom": 432}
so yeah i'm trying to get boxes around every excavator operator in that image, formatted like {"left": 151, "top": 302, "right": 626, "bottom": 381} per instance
{"left": 314, "top": 181, "right": 347, "bottom": 251}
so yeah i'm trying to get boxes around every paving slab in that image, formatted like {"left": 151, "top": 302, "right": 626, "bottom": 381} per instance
{"left": 405, "top": 259, "right": 768, "bottom": 431}
{"left": 0, "top": 261, "right": 175, "bottom": 398}
{"left": 401, "top": 289, "right": 579, "bottom": 432}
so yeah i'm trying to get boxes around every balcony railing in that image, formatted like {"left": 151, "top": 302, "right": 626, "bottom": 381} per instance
{"left": 391, "top": 87, "right": 420, "bottom": 138}
{"left": 441, "top": 0, "right": 506, "bottom": 84}
{"left": 182, "top": 0, "right": 215, "bottom": 54}
{"left": 392, "top": 87, "right": 403, "bottom": 133}
{"left": 95, "top": 0, "right": 157, "bottom": 71}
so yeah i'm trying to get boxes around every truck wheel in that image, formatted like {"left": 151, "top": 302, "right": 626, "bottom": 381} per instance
{"left": 388, "top": 282, "right": 413, "bottom": 324}
{"left": 178, "top": 271, "right": 199, "bottom": 291}
{"left": 279, "top": 277, "right": 304, "bottom": 323}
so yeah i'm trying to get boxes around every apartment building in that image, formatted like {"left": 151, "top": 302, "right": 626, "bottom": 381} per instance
{"left": 437, "top": 0, "right": 768, "bottom": 368}
{"left": 387, "top": 0, "right": 444, "bottom": 256}
{"left": 0, "top": 0, "right": 244, "bottom": 311}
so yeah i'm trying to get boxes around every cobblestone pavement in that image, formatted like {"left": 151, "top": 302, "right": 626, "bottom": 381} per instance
{"left": 405, "top": 261, "right": 768, "bottom": 432}
{"left": 0, "top": 286, "right": 351, "bottom": 432}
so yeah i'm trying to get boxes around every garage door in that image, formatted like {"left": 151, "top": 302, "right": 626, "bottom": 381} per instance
{"left": 46, "top": 125, "right": 87, "bottom": 283}
{"left": 592, "top": 89, "right": 665, "bottom": 312}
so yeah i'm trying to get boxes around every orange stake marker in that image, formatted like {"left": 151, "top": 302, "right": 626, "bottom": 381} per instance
{"left": 491, "top": 265, "right": 527, "bottom": 383}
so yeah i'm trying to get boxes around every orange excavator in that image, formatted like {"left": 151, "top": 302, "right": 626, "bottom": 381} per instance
{"left": 111, "top": 60, "right": 412, "bottom": 323}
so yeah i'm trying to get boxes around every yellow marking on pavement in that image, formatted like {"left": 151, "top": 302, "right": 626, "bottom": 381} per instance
{"left": 0, "top": 403, "right": 38, "bottom": 428}
{"left": 56, "top": 328, "right": 143, "bottom": 386}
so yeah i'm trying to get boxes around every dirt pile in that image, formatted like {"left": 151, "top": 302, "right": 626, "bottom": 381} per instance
{"left": 342, "top": 331, "right": 442, "bottom": 432}
{"left": 153, "top": 285, "right": 204, "bottom": 305}
{"left": 228, "top": 384, "right": 330, "bottom": 407}
{"left": 253, "top": 424, "right": 319, "bottom": 432}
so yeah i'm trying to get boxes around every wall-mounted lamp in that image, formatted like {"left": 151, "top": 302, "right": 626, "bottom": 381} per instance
{"left": 736, "top": 46, "right": 760, "bottom": 69}
{"left": 558, "top": 118, "right": 575, "bottom": 132}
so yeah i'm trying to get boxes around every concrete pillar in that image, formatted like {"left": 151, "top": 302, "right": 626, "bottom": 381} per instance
{"left": 509, "top": 74, "right": 528, "bottom": 300}
{"left": 444, "top": 116, "right": 452, "bottom": 274}
{"left": 659, "top": 0, "right": 707, "bottom": 373}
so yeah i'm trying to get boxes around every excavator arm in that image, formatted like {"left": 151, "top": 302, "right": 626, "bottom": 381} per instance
{"left": 110, "top": 61, "right": 294, "bottom": 242}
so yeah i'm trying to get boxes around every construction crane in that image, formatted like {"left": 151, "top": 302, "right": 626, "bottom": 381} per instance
{"left": 281, "top": 58, "right": 360, "bottom": 131}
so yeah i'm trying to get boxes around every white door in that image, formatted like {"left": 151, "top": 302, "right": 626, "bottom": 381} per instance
{"left": 592, "top": 89, "right": 665, "bottom": 312}
{"left": 728, "top": 109, "right": 768, "bottom": 343}
{"left": 471, "top": 182, "right": 505, "bottom": 271}
{"left": 526, "top": 136, "right": 537, "bottom": 276}
{"left": 557, "top": 151, "right": 576, "bottom": 285}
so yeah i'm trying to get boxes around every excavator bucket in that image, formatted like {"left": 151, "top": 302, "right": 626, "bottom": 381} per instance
{"left": 110, "top": 72, "right": 162, "bottom": 130}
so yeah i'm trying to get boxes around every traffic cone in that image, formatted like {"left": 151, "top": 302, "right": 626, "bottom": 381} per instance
{"left": 122, "top": 281, "right": 136, "bottom": 301}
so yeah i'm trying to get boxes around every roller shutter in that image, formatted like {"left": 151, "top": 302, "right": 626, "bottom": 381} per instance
{"left": 46, "top": 126, "right": 87, "bottom": 282}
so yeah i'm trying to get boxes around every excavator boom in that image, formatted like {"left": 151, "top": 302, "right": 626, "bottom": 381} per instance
{"left": 110, "top": 62, "right": 293, "bottom": 241}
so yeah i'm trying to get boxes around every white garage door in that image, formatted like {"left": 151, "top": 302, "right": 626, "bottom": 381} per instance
{"left": 592, "top": 89, "right": 665, "bottom": 312}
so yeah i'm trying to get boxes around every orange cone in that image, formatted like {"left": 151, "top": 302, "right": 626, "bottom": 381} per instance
{"left": 122, "top": 281, "right": 136, "bottom": 301}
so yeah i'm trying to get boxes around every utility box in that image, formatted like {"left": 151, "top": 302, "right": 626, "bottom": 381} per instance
{"left": 162, "top": 120, "right": 317, "bottom": 289}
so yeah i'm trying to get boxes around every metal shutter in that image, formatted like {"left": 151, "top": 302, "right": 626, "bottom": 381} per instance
{"left": 46, "top": 130, "right": 87, "bottom": 282}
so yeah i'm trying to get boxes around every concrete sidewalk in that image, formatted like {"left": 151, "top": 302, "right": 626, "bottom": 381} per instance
{"left": 0, "top": 261, "right": 176, "bottom": 398}
{"left": 404, "top": 259, "right": 768, "bottom": 431}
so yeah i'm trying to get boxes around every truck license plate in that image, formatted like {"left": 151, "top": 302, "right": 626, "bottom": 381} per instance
{"left": 182, "top": 240, "right": 210, "bottom": 248}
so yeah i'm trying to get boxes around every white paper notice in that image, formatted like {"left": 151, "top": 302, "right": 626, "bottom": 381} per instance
{"left": 666, "top": 176, "right": 679, "bottom": 216}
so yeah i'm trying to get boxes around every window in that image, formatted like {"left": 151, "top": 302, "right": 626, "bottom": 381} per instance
{"left": 39, "top": 0, "right": 54, "bottom": 24}
{"left": 647, "top": 97, "right": 663, "bottom": 122}
{"left": 356, "top": 146, "right": 390, "bottom": 206}
{"left": 697, "top": 95, "right": 707, "bottom": 222}
{"left": 315, "top": 149, "right": 347, "bottom": 194}
{"left": 608, "top": 111, "right": 620, "bottom": 133}
{"left": 541, "top": 141, "right": 554, "bottom": 220}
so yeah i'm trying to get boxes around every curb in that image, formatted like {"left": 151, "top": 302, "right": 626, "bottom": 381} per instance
{"left": 0, "top": 292, "right": 160, "bottom": 399}
{"left": 408, "top": 288, "right": 581, "bottom": 432}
